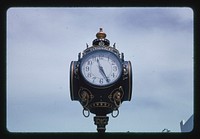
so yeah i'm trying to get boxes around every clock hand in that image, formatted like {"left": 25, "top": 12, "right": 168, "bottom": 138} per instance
{"left": 100, "top": 67, "right": 110, "bottom": 83}
{"left": 97, "top": 59, "right": 110, "bottom": 83}
{"left": 97, "top": 58, "right": 101, "bottom": 68}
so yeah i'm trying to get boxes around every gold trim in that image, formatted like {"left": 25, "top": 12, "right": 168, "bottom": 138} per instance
{"left": 82, "top": 45, "right": 120, "bottom": 58}
{"left": 96, "top": 28, "right": 106, "bottom": 39}
{"left": 108, "top": 86, "right": 124, "bottom": 103}
{"left": 70, "top": 61, "right": 75, "bottom": 100}
{"left": 89, "top": 102, "right": 113, "bottom": 109}
{"left": 78, "top": 87, "right": 94, "bottom": 107}
{"left": 128, "top": 61, "right": 132, "bottom": 101}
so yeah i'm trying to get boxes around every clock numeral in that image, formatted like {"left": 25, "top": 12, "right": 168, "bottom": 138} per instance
{"left": 113, "top": 66, "right": 117, "bottom": 71}
{"left": 111, "top": 73, "right": 115, "bottom": 78}
{"left": 111, "top": 60, "right": 116, "bottom": 64}
{"left": 87, "top": 60, "right": 92, "bottom": 65}
{"left": 92, "top": 56, "right": 97, "bottom": 61}
{"left": 86, "top": 73, "right": 92, "bottom": 78}
{"left": 99, "top": 55, "right": 104, "bottom": 60}
{"left": 99, "top": 78, "right": 103, "bottom": 84}
{"left": 86, "top": 66, "right": 90, "bottom": 71}
{"left": 92, "top": 77, "right": 96, "bottom": 82}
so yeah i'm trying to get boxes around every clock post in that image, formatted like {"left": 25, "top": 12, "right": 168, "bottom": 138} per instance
{"left": 70, "top": 28, "right": 132, "bottom": 133}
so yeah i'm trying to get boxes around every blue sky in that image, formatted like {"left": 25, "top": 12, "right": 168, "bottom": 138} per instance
{"left": 6, "top": 7, "right": 193, "bottom": 132}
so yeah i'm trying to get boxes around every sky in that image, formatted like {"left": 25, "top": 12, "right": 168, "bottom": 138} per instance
{"left": 6, "top": 7, "right": 193, "bottom": 132}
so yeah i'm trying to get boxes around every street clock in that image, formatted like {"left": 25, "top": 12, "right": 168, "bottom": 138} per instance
{"left": 70, "top": 28, "right": 132, "bottom": 133}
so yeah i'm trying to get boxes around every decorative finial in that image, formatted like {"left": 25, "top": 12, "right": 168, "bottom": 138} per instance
{"left": 113, "top": 43, "right": 116, "bottom": 48}
{"left": 96, "top": 28, "right": 106, "bottom": 39}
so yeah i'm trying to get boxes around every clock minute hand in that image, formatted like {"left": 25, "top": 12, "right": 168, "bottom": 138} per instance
{"left": 97, "top": 59, "right": 110, "bottom": 83}
{"left": 100, "top": 67, "right": 110, "bottom": 83}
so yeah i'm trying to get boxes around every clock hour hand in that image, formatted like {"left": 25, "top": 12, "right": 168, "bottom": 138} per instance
{"left": 97, "top": 59, "right": 110, "bottom": 83}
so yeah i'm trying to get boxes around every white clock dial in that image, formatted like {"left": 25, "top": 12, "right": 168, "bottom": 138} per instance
{"left": 81, "top": 50, "right": 122, "bottom": 87}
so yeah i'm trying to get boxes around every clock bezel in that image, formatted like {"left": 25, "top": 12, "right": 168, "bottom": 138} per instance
{"left": 80, "top": 49, "right": 123, "bottom": 88}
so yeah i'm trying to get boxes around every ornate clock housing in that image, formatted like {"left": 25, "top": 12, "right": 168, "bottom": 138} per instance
{"left": 70, "top": 28, "right": 132, "bottom": 133}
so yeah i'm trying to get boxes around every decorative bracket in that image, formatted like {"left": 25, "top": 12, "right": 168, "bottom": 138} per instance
{"left": 78, "top": 87, "right": 94, "bottom": 107}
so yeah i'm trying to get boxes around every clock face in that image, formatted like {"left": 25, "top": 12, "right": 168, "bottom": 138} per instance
{"left": 80, "top": 50, "right": 122, "bottom": 87}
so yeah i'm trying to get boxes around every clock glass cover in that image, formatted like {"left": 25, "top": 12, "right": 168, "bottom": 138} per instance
{"left": 81, "top": 50, "right": 122, "bottom": 87}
